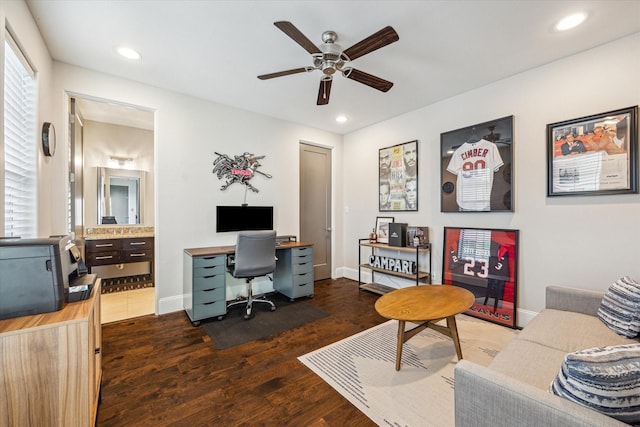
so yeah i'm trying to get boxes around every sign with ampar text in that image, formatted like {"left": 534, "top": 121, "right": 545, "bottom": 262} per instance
{"left": 369, "top": 255, "right": 417, "bottom": 275}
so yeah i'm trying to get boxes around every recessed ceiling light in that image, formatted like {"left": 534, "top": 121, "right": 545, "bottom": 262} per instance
{"left": 336, "top": 116, "right": 348, "bottom": 123}
{"left": 116, "top": 46, "right": 141, "bottom": 60}
{"left": 555, "top": 12, "right": 587, "bottom": 31}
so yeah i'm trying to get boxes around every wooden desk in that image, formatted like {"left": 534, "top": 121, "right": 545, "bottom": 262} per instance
{"left": 0, "top": 278, "right": 102, "bottom": 426}
{"left": 375, "top": 285, "right": 474, "bottom": 370}
{"left": 183, "top": 242, "right": 314, "bottom": 325}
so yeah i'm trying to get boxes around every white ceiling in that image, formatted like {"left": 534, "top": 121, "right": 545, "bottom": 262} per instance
{"left": 26, "top": 0, "right": 640, "bottom": 134}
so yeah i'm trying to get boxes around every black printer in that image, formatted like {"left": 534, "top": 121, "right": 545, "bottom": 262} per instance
{"left": 0, "top": 235, "right": 91, "bottom": 320}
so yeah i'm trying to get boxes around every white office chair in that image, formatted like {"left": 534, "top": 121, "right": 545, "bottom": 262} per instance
{"left": 226, "top": 230, "right": 277, "bottom": 319}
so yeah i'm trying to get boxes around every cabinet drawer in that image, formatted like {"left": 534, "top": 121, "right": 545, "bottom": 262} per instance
{"left": 293, "top": 271, "right": 313, "bottom": 286}
{"left": 193, "top": 255, "right": 225, "bottom": 268}
{"left": 193, "top": 299, "right": 226, "bottom": 320}
{"left": 194, "top": 264, "right": 226, "bottom": 278}
{"left": 291, "top": 281, "right": 314, "bottom": 298}
{"left": 122, "top": 237, "right": 154, "bottom": 250}
{"left": 293, "top": 253, "right": 313, "bottom": 264}
{"left": 86, "top": 239, "right": 122, "bottom": 253}
{"left": 193, "top": 274, "right": 225, "bottom": 291}
{"left": 292, "top": 260, "right": 313, "bottom": 275}
{"left": 194, "top": 286, "right": 225, "bottom": 304}
{"left": 292, "top": 246, "right": 313, "bottom": 257}
{"left": 85, "top": 251, "right": 121, "bottom": 266}
{"left": 121, "top": 249, "right": 153, "bottom": 263}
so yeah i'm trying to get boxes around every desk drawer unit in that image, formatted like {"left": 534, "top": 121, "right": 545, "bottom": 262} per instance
{"left": 274, "top": 246, "right": 314, "bottom": 300}
{"left": 183, "top": 253, "right": 227, "bottom": 325}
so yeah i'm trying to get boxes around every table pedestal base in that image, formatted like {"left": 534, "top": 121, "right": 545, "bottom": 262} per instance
{"left": 395, "top": 315, "right": 463, "bottom": 371}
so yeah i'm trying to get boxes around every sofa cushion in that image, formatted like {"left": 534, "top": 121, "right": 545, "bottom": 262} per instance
{"left": 518, "top": 309, "right": 635, "bottom": 353}
{"left": 598, "top": 276, "right": 640, "bottom": 338}
{"left": 489, "top": 338, "right": 569, "bottom": 390}
{"left": 550, "top": 343, "right": 640, "bottom": 426}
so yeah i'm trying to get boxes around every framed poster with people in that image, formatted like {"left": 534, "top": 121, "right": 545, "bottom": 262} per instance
{"left": 546, "top": 106, "right": 638, "bottom": 196}
{"left": 440, "top": 116, "right": 514, "bottom": 212}
{"left": 442, "top": 226, "right": 519, "bottom": 328}
{"left": 379, "top": 140, "right": 418, "bottom": 212}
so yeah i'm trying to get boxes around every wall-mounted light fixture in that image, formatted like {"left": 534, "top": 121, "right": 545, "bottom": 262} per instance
{"left": 109, "top": 156, "right": 134, "bottom": 168}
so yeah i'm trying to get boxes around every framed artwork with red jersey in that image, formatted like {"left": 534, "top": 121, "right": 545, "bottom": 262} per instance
{"left": 442, "top": 227, "right": 519, "bottom": 328}
{"left": 547, "top": 106, "right": 638, "bottom": 197}
{"left": 440, "top": 116, "right": 513, "bottom": 212}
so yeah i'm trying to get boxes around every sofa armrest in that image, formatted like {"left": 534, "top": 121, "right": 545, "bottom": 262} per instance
{"left": 454, "top": 360, "right": 626, "bottom": 427}
{"left": 545, "top": 285, "right": 604, "bottom": 316}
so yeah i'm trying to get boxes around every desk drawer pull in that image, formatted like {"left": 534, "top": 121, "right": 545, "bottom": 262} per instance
{"left": 130, "top": 253, "right": 147, "bottom": 257}
{"left": 95, "top": 243, "right": 113, "bottom": 248}
{"left": 203, "top": 301, "right": 218, "bottom": 305}
{"left": 203, "top": 288, "right": 218, "bottom": 292}
{"left": 204, "top": 256, "right": 220, "bottom": 260}
{"left": 129, "top": 242, "right": 146, "bottom": 246}
{"left": 203, "top": 275, "right": 218, "bottom": 279}
{"left": 95, "top": 255, "right": 113, "bottom": 260}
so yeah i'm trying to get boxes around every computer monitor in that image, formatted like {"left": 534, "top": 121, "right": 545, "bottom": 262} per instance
{"left": 216, "top": 205, "right": 273, "bottom": 232}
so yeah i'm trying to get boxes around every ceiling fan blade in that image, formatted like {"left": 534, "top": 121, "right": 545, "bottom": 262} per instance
{"left": 342, "top": 26, "right": 399, "bottom": 61}
{"left": 345, "top": 68, "right": 393, "bottom": 92}
{"left": 258, "top": 67, "right": 309, "bottom": 80}
{"left": 317, "top": 79, "right": 332, "bottom": 105}
{"left": 274, "top": 21, "right": 322, "bottom": 55}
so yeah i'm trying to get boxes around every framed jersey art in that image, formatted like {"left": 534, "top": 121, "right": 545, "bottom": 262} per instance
{"left": 440, "top": 116, "right": 513, "bottom": 212}
{"left": 442, "top": 226, "right": 519, "bottom": 328}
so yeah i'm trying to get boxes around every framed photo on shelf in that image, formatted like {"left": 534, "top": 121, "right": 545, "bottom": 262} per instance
{"left": 375, "top": 216, "right": 394, "bottom": 244}
{"left": 547, "top": 106, "right": 638, "bottom": 196}
{"left": 442, "top": 226, "right": 519, "bottom": 328}
{"left": 440, "top": 116, "right": 513, "bottom": 212}
{"left": 379, "top": 140, "right": 418, "bottom": 211}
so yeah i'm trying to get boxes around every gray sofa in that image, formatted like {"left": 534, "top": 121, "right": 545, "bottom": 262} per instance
{"left": 455, "top": 285, "right": 638, "bottom": 427}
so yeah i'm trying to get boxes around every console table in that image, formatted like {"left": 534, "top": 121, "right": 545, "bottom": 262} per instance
{"left": 0, "top": 277, "right": 102, "bottom": 426}
{"left": 183, "top": 241, "right": 314, "bottom": 325}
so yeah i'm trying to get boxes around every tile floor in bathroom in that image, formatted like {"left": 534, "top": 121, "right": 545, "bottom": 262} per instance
{"left": 100, "top": 287, "right": 155, "bottom": 324}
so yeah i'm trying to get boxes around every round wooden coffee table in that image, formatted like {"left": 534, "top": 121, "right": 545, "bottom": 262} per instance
{"left": 375, "top": 285, "right": 475, "bottom": 370}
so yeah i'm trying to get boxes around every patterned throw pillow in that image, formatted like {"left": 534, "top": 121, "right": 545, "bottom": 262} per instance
{"left": 550, "top": 344, "right": 640, "bottom": 426}
{"left": 597, "top": 276, "right": 640, "bottom": 338}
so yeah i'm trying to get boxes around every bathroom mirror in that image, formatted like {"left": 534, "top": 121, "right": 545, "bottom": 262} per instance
{"left": 97, "top": 167, "right": 146, "bottom": 225}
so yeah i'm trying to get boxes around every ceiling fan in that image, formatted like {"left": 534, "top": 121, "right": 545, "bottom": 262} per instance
{"left": 258, "top": 21, "right": 399, "bottom": 105}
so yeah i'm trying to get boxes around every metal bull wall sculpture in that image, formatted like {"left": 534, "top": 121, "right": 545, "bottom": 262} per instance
{"left": 212, "top": 152, "right": 272, "bottom": 192}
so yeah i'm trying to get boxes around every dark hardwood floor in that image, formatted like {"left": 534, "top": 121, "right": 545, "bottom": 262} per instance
{"left": 98, "top": 278, "right": 385, "bottom": 426}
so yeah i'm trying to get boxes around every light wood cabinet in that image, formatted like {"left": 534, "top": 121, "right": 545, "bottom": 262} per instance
{"left": 0, "top": 278, "right": 102, "bottom": 427}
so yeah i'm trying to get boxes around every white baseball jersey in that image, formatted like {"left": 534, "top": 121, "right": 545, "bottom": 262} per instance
{"left": 447, "top": 139, "right": 504, "bottom": 211}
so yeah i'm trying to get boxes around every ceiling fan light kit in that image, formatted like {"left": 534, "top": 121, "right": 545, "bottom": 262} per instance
{"left": 258, "top": 21, "right": 399, "bottom": 105}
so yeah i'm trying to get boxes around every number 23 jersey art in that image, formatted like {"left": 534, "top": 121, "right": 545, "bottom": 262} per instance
{"left": 446, "top": 139, "right": 504, "bottom": 211}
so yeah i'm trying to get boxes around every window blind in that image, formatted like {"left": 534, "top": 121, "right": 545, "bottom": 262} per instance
{"left": 4, "top": 35, "right": 37, "bottom": 238}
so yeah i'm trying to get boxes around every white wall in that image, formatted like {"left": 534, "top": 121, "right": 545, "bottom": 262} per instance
{"left": 343, "top": 33, "right": 640, "bottom": 326}
{"left": 2, "top": 0, "right": 56, "bottom": 237}
{"left": 52, "top": 62, "right": 343, "bottom": 314}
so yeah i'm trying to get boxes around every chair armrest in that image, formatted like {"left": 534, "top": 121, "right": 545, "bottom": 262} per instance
{"left": 454, "top": 360, "right": 626, "bottom": 427}
{"left": 545, "top": 285, "right": 604, "bottom": 316}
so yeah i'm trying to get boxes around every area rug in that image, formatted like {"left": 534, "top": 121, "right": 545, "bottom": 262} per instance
{"left": 298, "top": 315, "right": 517, "bottom": 427}
{"left": 202, "top": 293, "right": 329, "bottom": 350}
